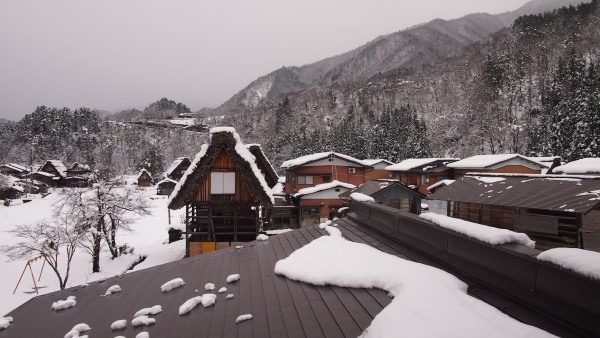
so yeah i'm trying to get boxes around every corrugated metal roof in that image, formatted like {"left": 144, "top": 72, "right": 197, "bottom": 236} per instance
{"left": 339, "top": 180, "right": 424, "bottom": 199}
{"left": 2, "top": 224, "right": 393, "bottom": 338}
{"left": 427, "top": 176, "right": 600, "bottom": 214}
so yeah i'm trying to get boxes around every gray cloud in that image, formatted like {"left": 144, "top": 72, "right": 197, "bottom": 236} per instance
{"left": 0, "top": 0, "right": 528, "bottom": 120}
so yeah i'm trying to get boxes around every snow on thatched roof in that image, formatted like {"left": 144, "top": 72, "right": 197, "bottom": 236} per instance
{"left": 168, "top": 127, "right": 274, "bottom": 209}
{"left": 44, "top": 160, "right": 68, "bottom": 178}
{"left": 137, "top": 169, "right": 152, "bottom": 180}
{"left": 165, "top": 157, "right": 190, "bottom": 177}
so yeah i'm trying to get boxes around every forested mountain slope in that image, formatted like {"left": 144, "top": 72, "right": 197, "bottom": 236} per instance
{"left": 222, "top": 1, "right": 600, "bottom": 165}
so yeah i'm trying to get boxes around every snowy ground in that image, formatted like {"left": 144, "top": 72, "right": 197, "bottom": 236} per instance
{"left": 0, "top": 185, "right": 186, "bottom": 316}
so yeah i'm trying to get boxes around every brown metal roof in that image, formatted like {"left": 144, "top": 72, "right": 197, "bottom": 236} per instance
{"left": 427, "top": 175, "right": 600, "bottom": 214}
{"left": 1, "top": 216, "right": 591, "bottom": 337}
{"left": 339, "top": 180, "right": 425, "bottom": 200}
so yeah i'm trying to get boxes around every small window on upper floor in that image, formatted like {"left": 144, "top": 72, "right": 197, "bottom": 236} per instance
{"left": 211, "top": 172, "right": 235, "bottom": 194}
{"left": 297, "top": 176, "right": 314, "bottom": 185}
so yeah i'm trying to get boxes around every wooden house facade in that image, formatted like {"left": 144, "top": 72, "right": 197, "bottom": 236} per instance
{"left": 65, "top": 162, "right": 93, "bottom": 187}
{"left": 39, "top": 160, "right": 68, "bottom": 186}
{"left": 386, "top": 158, "right": 458, "bottom": 195}
{"left": 165, "top": 157, "right": 191, "bottom": 181}
{"left": 362, "top": 159, "right": 394, "bottom": 181}
{"left": 340, "top": 179, "right": 425, "bottom": 214}
{"left": 137, "top": 169, "right": 154, "bottom": 187}
{"left": 168, "top": 128, "right": 274, "bottom": 257}
{"left": 281, "top": 152, "right": 372, "bottom": 194}
{"left": 0, "top": 163, "right": 29, "bottom": 178}
{"left": 293, "top": 181, "right": 354, "bottom": 226}
{"left": 447, "top": 154, "right": 548, "bottom": 178}
{"left": 156, "top": 178, "right": 177, "bottom": 196}
{"left": 427, "top": 174, "right": 600, "bottom": 251}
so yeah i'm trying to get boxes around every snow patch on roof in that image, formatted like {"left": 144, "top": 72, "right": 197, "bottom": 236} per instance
{"left": 447, "top": 154, "right": 546, "bottom": 169}
{"left": 157, "top": 177, "right": 178, "bottom": 185}
{"left": 386, "top": 158, "right": 458, "bottom": 171}
{"left": 274, "top": 234, "right": 549, "bottom": 337}
{"left": 137, "top": 169, "right": 152, "bottom": 181}
{"left": 361, "top": 159, "right": 393, "bottom": 166}
{"left": 554, "top": 158, "right": 600, "bottom": 174}
{"left": 47, "top": 160, "right": 68, "bottom": 178}
{"left": 294, "top": 180, "right": 355, "bottom": 197}
{"left": 420, "top": 213, "right": 535, "bottom": 248}
{"left": 427, "top": 179, "right": 456, "bottom": 191}
{"left": 281, "top": 152, "right": 367, "bottom": 169}
{"left": 473, "top": 176, "right": 506, "bottom": 183}
{"left": 537, "top": 248, "right": 600, "bottom": 281}
{"left": 350, "top": 192, "right": 375, "bottom": 202}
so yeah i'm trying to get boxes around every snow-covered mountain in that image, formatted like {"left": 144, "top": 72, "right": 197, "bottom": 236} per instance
{"left": 215, "top": 0, "right": 590, "bottom": 113}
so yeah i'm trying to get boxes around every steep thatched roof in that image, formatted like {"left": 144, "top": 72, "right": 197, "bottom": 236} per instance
{"left": 246, "top": 144, "right": 279, "bottom": 188}
{"left": 168, "top": 128, "right": 273, "bottom": 210}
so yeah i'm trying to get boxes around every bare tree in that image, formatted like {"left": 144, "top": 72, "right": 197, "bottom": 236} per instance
{"left": 56, "top": 181, "right": 151, "bottom": 273}
{"left": 1, "top": 218, "right": 86, "bottom": 290}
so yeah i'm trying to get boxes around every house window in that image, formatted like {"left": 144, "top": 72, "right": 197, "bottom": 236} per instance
{"left": 297, "top": 176, "right": 314, "bottom": 184}
{"left": 322, "top": 175, "right": 331, "bottom": 183}
{"left": 211, "top": 172, "right": 235, "bottom": 194}
{"left": 421, "top": 174, "right": 428, "bottom": 185}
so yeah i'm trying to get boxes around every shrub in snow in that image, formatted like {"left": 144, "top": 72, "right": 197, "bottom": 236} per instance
{"left": 226, "top": 294, "right": 234, "bottom": 299}
{"left": 52, "top": 296, "right": 76, "bottom": 311}
{"left": 537, "top": 248, "right": 600, "bottom": 280}
{"left": 226, "top": 274, "right": 240, "bottom": 283}
{"left": 64, "top": 323, "right": 91, "bottom": 338}
{"left": 131, "top": 316, "right": 155, "bottom": 327}
{"left": 218, "top": 287, "right": 227, "bottom": 293}
{"left": 204, "top": 283, "right": 215, "bottom": 291}
{"left": 110, "top": 320, "right": 127, "bottom": 330}
{"left": 202, "top": 293, "right": 217, "bottom": 307}
{"left": 235, "top": 314, "right": 253, "bottom": 323}
{"left": 160, "top": 278, "right": 185, "bottom": 292}
{"left": 256, "top": 234, "right": 269, "bottom": 241}
{"left": 0, "top": 316, "right": 13, "bottom": 330}
{"left": 179, "top": 296, "right": 203, "bottom": 315}
{"left": 136, "top": 332, "right": 150, "bottom": 338}
{"left": 134, "top": 305, "right": 162, "bottom": 317}
{"left": 104, "top": 285, "right": 122, "bottom": 296}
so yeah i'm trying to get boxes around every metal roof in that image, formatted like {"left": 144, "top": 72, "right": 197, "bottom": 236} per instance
{"left": 2, "top": 216, "right": 592, "bottom": 337}
{"left": 2, "top": 224, "right": 393, "bottom": 338}
{"left": 339, "top": 180, "right": 425, "bottom": 200}
{"left": 427, "top": 175, "right": 600, "bottom": 214}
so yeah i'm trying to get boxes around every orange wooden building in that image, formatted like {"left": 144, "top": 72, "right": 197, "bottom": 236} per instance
{"left": 386, "top": 158, "right": 458, "bottom": 195}
{"left": 362, "top": 159, "right": 394, "bottom": 180}
{"left": 168, "top": 128, "right": 274, "bottom": 257}
{"left": 281, "top": 152, "right": 372, "bottom": 226}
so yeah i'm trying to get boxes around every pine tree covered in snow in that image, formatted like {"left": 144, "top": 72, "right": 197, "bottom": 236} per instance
{"left": 529, "top": 51, "right": 600, "bottom": 161}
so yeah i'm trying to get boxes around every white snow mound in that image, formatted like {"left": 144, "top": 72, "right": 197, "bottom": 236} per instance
{"left": 204, "top": 283, "right": 215, "bottom": 291}
{"left": 104, "top": 285, "right": 122, "bottom": 296}
{"left": 110, "top": 319, "right": 127, "bottom": 330}
{"left": 537, "top": 248, "right": 600, "bottom": 280}
{"left": 64, "top": 323, "right": 91, "bottom": 338}
{"left": 179, "top": 296, "right": 203, "bottom": 315}
{"left": 160, "top": 278, "right": 185, "bottom": 292}
{"left": 131, "top": 316, "right": 155, "bottom": 327}
{"left": 256, "top": 234, "right": 269, "bottom": 241}
{"left": 226, "top": 274, "right": 240, "bottom": 283}
{"left": 202, "top": 293, "right": 217, "bottom": 307}
{"left": 134, "top": 305, "right": 162, "bottom": 317}
{"left": 235, "top": 314, "right": 253, "bottom": 323}
{"left": 52, "top": 296, "right": 76, "bottom": 311}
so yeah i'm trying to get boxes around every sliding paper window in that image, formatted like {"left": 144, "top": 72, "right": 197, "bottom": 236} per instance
{"left": 211, "top": 172, "right": 235, "bottom": 194}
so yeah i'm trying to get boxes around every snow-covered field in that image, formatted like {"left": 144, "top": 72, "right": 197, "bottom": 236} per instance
{"left": 0, "top": 185, "right": 186, "bottom": 316}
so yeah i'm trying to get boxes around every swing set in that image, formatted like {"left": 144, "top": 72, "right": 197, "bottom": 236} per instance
{"left": 13, "top": 254, "right": 47, "bottom": 295}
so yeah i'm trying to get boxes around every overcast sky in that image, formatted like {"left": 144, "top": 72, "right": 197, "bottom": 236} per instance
{"left": 0, "top": 0, "right": 530, "bottom": 121}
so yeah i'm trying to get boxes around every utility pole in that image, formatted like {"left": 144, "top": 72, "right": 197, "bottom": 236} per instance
{"left": 29, "top": 138, "right": 37, "bottom": 196}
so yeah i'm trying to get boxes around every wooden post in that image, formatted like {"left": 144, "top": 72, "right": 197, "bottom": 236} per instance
{"left": 168, "top": 208, "right": 171, "bottom": 225}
